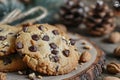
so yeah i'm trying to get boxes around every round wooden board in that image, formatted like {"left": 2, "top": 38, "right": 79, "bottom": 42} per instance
{"left": 7, "top": 33, "right": 105, "bottom": 80}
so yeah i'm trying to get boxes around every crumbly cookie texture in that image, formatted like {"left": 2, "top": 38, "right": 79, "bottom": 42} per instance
{"left": 0, "top": 25, "right": 21, "bottom": 56}
{"left": 15, "top": 24, "right": 79, "bottom": 75}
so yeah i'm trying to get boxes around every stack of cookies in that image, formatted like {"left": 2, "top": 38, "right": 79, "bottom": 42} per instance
{"left": 0, "top": 25, "right": 27, "bottom": 72}
{"left": 0, "top": 24, "right": 79, "bottom": 76}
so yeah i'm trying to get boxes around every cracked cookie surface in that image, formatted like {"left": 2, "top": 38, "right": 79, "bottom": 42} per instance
{"left": 15, "top": 24, "right": 79, "bottom": 75}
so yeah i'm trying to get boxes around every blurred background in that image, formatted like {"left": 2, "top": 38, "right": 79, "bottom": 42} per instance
{"left": 0, "top": 0, "right": 119, "bottom": 25}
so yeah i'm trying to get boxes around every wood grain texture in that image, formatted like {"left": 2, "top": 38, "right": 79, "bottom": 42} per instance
{"left": 63, "top": 34, "right": 105, "bottom": 80}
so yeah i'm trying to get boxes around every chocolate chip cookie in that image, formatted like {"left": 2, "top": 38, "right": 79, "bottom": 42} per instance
{"left": 0, "top": 54, "right": 27, "bottom": 72}
{"left": 15, "top": 24, "right": 79, "bottom": 75}
{"left": 0, "top": 25, "right": 20, "bottom": 56}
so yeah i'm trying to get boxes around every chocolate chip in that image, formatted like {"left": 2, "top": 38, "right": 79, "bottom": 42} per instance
{"left": 69, "top": 39, "right": 76, "bottom": 45}
{"left": 42, "top": 35, "right": 49, "bottom": 41}
{"left": 49, "top": 43, "right": 57, "bottom": 49}
{"left": 8, "top": 33, "right": 14, "bottom": 35}
{"left": 23, "top": 26, "right": 28, "bottom": 32}
{"left": 16, "top": 42, "right": 23, "bottom": 49}
{"left": 29, "top": 46, "right": 37, "bottom": 52}
{"left": 31, "top": 34, "right": 39, "bottom": 41}
{"left": 3, "top": 57, "right": 12, "bottom": 65}
{"left": 38, "top": 25, "right": 44, "bottom": 31}
{"left": 0, "top": 36, "right": 6, "bottom": 41}
{"left": 52, "top": 30, "right": 59, "bottom": 35}
{"left": 62, "top": 49, "right": 70, "bottom": 57}
{"left": 53, "top": 56, "right": 59, "bottom": 62}
{"left": 51, "top": 50, "right": 58, "bottom": 55}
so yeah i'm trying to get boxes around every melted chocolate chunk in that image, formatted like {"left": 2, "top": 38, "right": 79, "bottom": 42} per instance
{"left": 3, "top": 57, "right": 12, "bottom": 65}
{"left": 29, "top": 46, "right": 37, "bottom": 52}
{"left": 51, "top": 50, "right": 58, "bottom": 55}
{"left": 53, "top": 56, "right": 59, "bottom": 62}
{"left": 62, "top": 49, "right": 70, "bottom": 57}
{"left": 42, "top": 35, "right": 49, "bottom": 41}
{"left": 0, "top": 36, "right": 6, "bottom": 41}
{"left": 23, "top": 26, "right": 28, "bottom": 32}
{"left": 52, "top": 30, "right": 59, "bottom": 35}
{"left": 16, "top": 42, "right": 23, "bottom": 49}
{"left": 49, "top": 43, "right": 57, "bottom": 49}
{"left": 38, "top": 25, "right": 44, "bottom": 31}
{"left": 31, "top": 34, "right": 39, "bottom": 41}
{"left": 69, "top": 39, "right": 76, "bottom": 45}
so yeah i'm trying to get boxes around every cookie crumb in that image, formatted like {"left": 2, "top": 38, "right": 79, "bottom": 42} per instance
{"left": 28, "top": 73, "right": 36, "bottom": 80}
{"left": 0, "top": 72, "right": 6, "bottom": 80}
{"left": 37, "top": 75, "right": 42, "bottom": 79}
{"left": 18, "top": 71, "right": 23, "bottom": 75}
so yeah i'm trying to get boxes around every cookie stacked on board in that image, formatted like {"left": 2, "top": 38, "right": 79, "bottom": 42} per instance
{"left": 0, "top": 25, "right": 27, "bottom": 72}
{"left": 0, "top": 24, "right": 79, "bottom": 76}
{"left": 15, "top": 24, "right": 79, "bottom": 75}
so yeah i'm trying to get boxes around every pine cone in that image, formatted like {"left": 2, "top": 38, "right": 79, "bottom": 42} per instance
{"left": 113, "top": 0, "right": 120, "bottom": 16}
{"left": 86, "top": 0, "right": 116, "bottom": 36}
{"left": 60, "top": 0, "right": 88, "bottom": 27}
